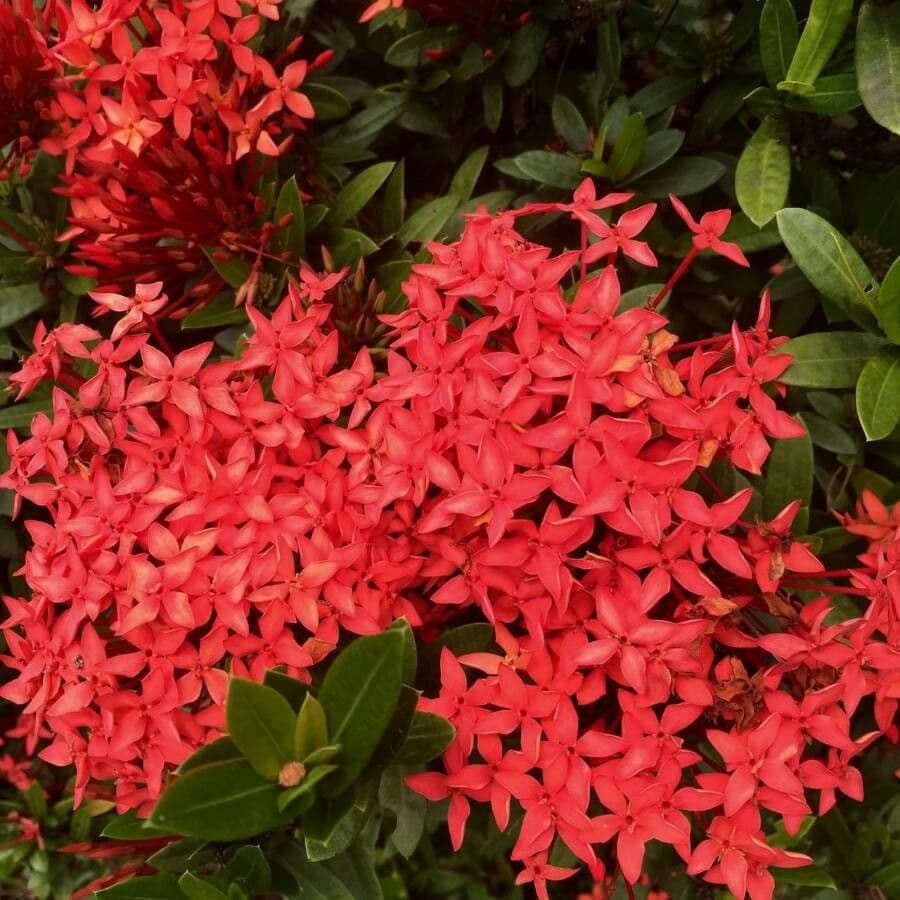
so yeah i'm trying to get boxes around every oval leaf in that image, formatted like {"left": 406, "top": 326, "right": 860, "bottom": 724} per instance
{"left": 779, "top": 0, "right": 853, "bottom": 94}
{"left": 857, "top": 2, "right": 900, "bottom": 135}
{"left": 151, "top": 759, "right": 288, "bottom": 841}
{"left": 226, "top": 678, "right": 296, "bottom": 779}
{"left": 318, "top": 629, "right": 405, "bottom": 793}
{"left": 781, "top": 332, "right": 888, "bottom": 387}
{"left": 326, "top": 162, "right": 395, "bottom": 228}
{"left": 736, "top": 116, "right": 791, "bottom": 227}
{"left": 857, "top": 348, "right": 900, "bottom": 441}
{"left": 760, "top": 0, "right": 800, "bottom": 87}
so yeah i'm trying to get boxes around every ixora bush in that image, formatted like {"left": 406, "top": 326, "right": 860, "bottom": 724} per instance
{"left": 0, "top": 0, "right": 899, "bottom": 898}
{"left": 0, "top": 181, "right": 897, "bottom": 900}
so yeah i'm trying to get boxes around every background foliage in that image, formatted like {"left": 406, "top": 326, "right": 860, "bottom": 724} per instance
{"left": 0, "top": 0, "right": 899, "bottom": 897}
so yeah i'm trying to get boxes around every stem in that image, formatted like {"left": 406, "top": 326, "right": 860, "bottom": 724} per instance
{"left": 649, "top": 246, "right": 697, "bottom": 310}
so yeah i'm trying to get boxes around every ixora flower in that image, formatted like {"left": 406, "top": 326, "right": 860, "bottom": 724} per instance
{"left": 1, "top": 186, "right": 896, "bottom": 899}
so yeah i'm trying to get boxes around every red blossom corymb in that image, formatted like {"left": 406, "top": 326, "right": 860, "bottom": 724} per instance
{"left": 0, "top": 185, "right": 896, "bottom": 899}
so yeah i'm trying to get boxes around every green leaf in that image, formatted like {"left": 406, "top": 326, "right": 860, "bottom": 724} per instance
{"left": 325, "top": 844, "right": 382, "bottom": 900}
{"left": 879, "top": 257, "right": 900, "bottom": 343}
{"left": 760, "top": 0, "right": 799, "bottom": 87}
{"left": 780, "top": 332, "right": 888, "bottom": 387}
{"left": 0, "top": 399, "right": 52, "bottom": 431}
{"left": 772, "top": 866, "right": 837, "bottom": 888}
{"left": 179, "top": 873, "right": 228, "bottom": 900}
{"left": 776, "top": 208, "right": 878, "bottom": 323}
{"left": 736, "top": 116, "right": 791, "bottom": 227}
{"left": 449, "top": 147, "right": 490, "bottom": 204}
{"left": 274, "top": 176, "right": 305, "bottom": 258}
{"left": 178, "top": 737, "right": 242, "bottom": 775}
{"left": 202, "top": 248, "right": 251, "bottom": 290}
{"left": 803, "top": 412, "right": 857, "bottom": 454}
{"left": 388, "top": 618, "right": 417, "bottom": 685}
{"left": 182, "top": 295, "right": 248, "bottom": 330}
{"left": 506, "top": 151, "right": 582, "bottom": 190}
{"left": 101, "top": 810, "right": 174, "bottom": 840}
{"left": 633, "top": 157, "right": 726, "bottom": 198}
{"left": 226, "top": 678, "right": 296, "bottom": 779}
{"left": 328, "top": 93, "right": 407, "bottom": 146}
{"left": 151, "top": 759, "right": 288, "bottom": 840}
{"left": 363, "top": 684, "right": 419, "bottom": 776}
{"left": 619, "top": 283, "right": 666, "bottom": 312}
{"left": 394, "top": 712, "right": 455, "bottom": 765}
{"left": 630, "top": 72, "right": 701, "bottom": 119}
{"left": 482, "top": 76, "right": 503, "bottom": 132}
{"left": 296, "top": 694, "right": 329, "bottom": 761}
{"left": 279, "top": 843, "right": 354, "bottom": 899}
{"left": 385, "top": 29, "right": 456, "bottom": 68}
{"left": 778, "top": 0, "right": 853, "bottom": 94}
{"left": 503, "top": 22, "right": 549, "bottom": 87}
{"left": 96, "top": 875, "right": 187, "bottom": 899}
{"left": 596, "top": 15, "right": 621, "bottom": 87}
{"left": 608, "top": 112, "right": 647, "bottom": 182}
{"left": 304, "top": 83, "right": 351, "bottom": 121}
{"left": 264, "top": 669, "right": 310, "bottom": 711}
{"left": 625, "top": 130, "right": 684, "bottom": 183}
{"left": 327, "top": 162, "right": 395, "bottom": 228}
{"left": 318, "top": 630, "right": 405, "bottom": 794}
{"left": 0, "top": 282, "right": 47, "bottom": 329}
{"left": 856, "top": 348, "right": 900, "bottom": 441}
{"left": 381, "top": 159, "right": 405, "bottom": 235}
{"left": 395, "top": 196, "right": 459, "bottom": 247}
{"left": 763, "top": 420, "right": 813, "bottom": 521}
{"left": 277, "top": 765, "right": 339, "bottom": 812}
{"left": 857, "top": 2, "right": 900, "bottom": 135}
{"left": 379, "top": 768, "right": 426, "bottom": 859}
{"left": 785, "top": 73, "right": 861, "bottom": 114}
{"left": 552, "top": 95, "right": 591, "bottom": 152}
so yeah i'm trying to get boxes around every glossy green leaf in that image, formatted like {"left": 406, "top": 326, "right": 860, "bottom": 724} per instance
{"left": 482, "top": 77, "right": 503, "bottom": 132}
{"left": 327, "top": 162, "right": 395, "bottom": 227}
{"left": 625, "top": 130, "right": 684, "bottom": 183}
{"left": 394, "top": 195, "right": 459, "bottom": 247}
{"left": 760, "top": 0, "right": 799, "bottom": 87}
{"left": 857, "top": 2, "right": 900, "bottom": 135}
{"left": 178, "top": 737, "right": 242, "bottom": 775}
{"left": 264, "top": 669, "right": 309, "bottom": 711}
{"left": 328, "top": 93, "right": 407, "bottom": 146}
{"left": 803, "top": 412, "right": 857, "bottom": 454}
{"left": 608, "top": 112, "right": 647, "bottom": 181}
{"left": 182, "top": 295, "right": 248, "bottom": 330}
{"left": 0, "top": 282, "right": 47, "bottom": 329}
{"left": 776, "top": 208, "right": 878, "bottom": 322}
{"left": 772, "top": 866, "right": 837, "bottom": 888}
{"left": 504, "top": 22, "right": 549, "bottom": 87}
{"left": 449, "top": 147, "right": 489, "bottom": 203}
{"left": 385, "top": 29, "right": 456, "bottom": 67}
{"left": 552, "top": 95, "right": 591, "bottom": 152}
{"left": 318, "top": 629, "right": 405, "bottom": 793}
{"left": 634, "top": 157, "right": 726, "bottom": 198}
{"left": 277, "top": 765, "right": 339, "bottom": 812}
{"left": 780, "top": 332, "right": 888, "bottom": 387}
{"left": 101, "top": 810, "right": 174, "bottom": 841}
{"left": 179, "top": 873, "right": 228, "bottom": 900}
{"left": 763, "top": 420, "right": 813, "bottom": 521}
{"left": 380, "top": 158, "right": 405, "bottom": 235}
{"left": 202, "top": 248, "right": 251, "bottom": 290}
{"left": 363, "top": 683, "right": 419, "bottom": 776}
{"left": 508, "top": 150, "right": 583, "bottom": 189}
{"left": 785, "top": 73, "right": 861, "bottom": 114}
{"left": 151, "top": 759, "right": 287, "bottom": 840}
{"left": 630, "top": 72, "right": 701, "bottom": 119}
{"left": 857, "top": 348, "right": 900, "bottom": 441}
{"left": 228, "top": 845, "right": 271, "bottom": 892}
{"left": 226, "top": 678, "right": 296, "bottom": 779}
{"left": 879, "top": 257, "right": 900, "bottom": 343}
{"left": 736, "top": 116, "right": 791, "bottom": 227}
{"left": 96, "top": 875, "right": 187, "bottom": 899}
{"left": 303, "top": 83, "right": 351, "bottom": 121}
{"left": 394, "top": 711, "right": 455, "bottom": 765}
{"left": 279, "top": 842, "right": 354, "bottom": 899}
{"left": 296, "top": 694, "right": 328, "bottom": 761}
{"left": 0, "top": 399, "right": 53, "bottom": 431}
{"left": 778, "top": 0, "right": 853, "bottom": 94}
{"left": 274, "top": 176, "right": 305, "bottom": 258}
{"left": 379, "top": 768, "right": 426, "bottom": 859}
{"left": 596, "top": 15, "right": 621, "bottom": 86}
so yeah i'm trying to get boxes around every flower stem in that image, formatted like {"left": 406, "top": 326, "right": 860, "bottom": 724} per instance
{"left": 649, "top": 246, "right": 697, "bottom": 310}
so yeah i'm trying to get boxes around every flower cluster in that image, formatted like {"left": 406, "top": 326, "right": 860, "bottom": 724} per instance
{"left": 4, "top": 0, "right": 325, "bottom": 305}
{"left": 1, "top": 187, "right": 896, "bottom": 899}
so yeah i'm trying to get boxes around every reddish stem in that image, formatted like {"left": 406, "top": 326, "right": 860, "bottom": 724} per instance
{"left": 649, "top": 246, "right": 698, "bottom": 309}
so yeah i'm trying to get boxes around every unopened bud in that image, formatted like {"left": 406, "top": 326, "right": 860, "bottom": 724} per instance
{"left": 278, "top": 761, "right": 306, "bottom": 788}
